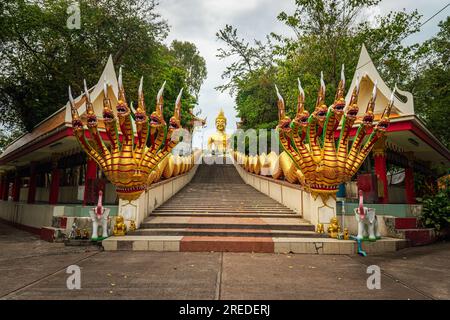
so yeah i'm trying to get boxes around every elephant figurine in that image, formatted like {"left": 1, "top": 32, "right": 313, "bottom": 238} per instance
{"left": 354, "top": 190, "right": 381, "bottom": 241}
{"left": 89, "top": 190, "right": 110, "bottom": 240}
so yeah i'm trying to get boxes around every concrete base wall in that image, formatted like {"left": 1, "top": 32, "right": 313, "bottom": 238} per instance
{"left": 0, "top": 167, "right": 197, "bottom": 232}
{"left": 0, "top": 202, "right": 62, "bottom": 230}
{"left": 338, "top": 215, "right": 391, "bottom": 237}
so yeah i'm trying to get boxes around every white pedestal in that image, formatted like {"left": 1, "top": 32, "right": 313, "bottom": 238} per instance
{"left": 118, "top": 198, "right": 141, "bottom": 229}
{"left": 307, "top": 194, "right": 337, "bottom": 228}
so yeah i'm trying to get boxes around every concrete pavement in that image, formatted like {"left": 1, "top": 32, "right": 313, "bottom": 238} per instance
{"left": 0, "top": 221, "right": 448, "bottom": 300}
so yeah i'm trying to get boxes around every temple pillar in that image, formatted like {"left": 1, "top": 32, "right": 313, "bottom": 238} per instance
{"left": 12, "top": 173, "right": 21, "bottom": 202}
{"left": 404, "top": 152, "right": 416, "bottom": 204}
{"left": 0, "top": 175, "right": 4, "bottom": 200}
{"left": 2, "top": 176, "right": 9, "bottom": 201}
{"left": 27, "top": 162, "right": 37, "bottom": 204}
{"left": 373, "top": 136, "right": 389, "bottom": 204}
{"left": 83, "top": 159, "right": 97, "bottom": 206}
{"left": 49, "top": 160, "right": 60, "bottom": 205}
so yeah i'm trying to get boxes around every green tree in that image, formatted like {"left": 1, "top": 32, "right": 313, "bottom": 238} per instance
{"left": 169, "top": 40, "right": 207, "bottom": 99}
{"left": 0, "top": 0, "right": 206, "bottom": 136}
{"left": 409, "top": 17, "right": 450, "bottom": 149}
{"left": 216, "top": 0, "right": 422, "bottom": 129}
{"left": 215, "top": 24, "right": 274, "bottom": 94}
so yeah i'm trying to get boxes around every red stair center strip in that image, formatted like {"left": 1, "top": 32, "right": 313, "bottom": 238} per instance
{"left": 180, "top": 236, "right": 274, "bottom": 253}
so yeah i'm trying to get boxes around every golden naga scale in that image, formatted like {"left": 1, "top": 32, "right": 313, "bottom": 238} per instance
{"left": 69, "top": 68, "right": 185, "bottom": 201}
{"left": 273, "top": 66, "right": 394, "bottom": 201}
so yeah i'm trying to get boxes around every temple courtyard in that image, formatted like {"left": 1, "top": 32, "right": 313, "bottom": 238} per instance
{"left": 1, "top": 221, "right": 448, "bottom": 300}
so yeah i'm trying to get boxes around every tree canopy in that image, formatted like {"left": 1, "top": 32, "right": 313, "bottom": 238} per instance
{"left": 216, "top": 0, "right": 447, "bottom": 151}
{"left": 409, "top": 17, "right": 450, "bottom": 149}
{"left": 0, "top": 0, "right": 207, "bottom": 140}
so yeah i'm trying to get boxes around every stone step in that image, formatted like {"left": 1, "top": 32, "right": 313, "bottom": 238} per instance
{"left": 144, "top": 215, "right": 309, "bottom": 223}
{"left": 158, "top": 202, "right": 289, "bottom": 206}
{"left": 130, "top": 228, "right": 322, "bottom": 238}
{"left": 164, "top": 197, "right": 285, "bottom": 200}
{"left": 102, "top": 235, "right": 409, "bottom": 254}
{"left": 153, "top": 209, "right": 295, "bottom": 214}
{"left": 140, "top": 222, "right": 315, "bottom": 231}
{"left": 156, "top": 203, "right": 292, "bottom": 207}
{"left": 397, "top": 228, "right": 436, "bottom": 246}
{"left": 150, "top": 213, "right": 299, "bottom": 218}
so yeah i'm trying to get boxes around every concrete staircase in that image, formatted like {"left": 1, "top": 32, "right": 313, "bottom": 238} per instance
{"left": 103, "top": 164, "right": 407, "bottom": 254}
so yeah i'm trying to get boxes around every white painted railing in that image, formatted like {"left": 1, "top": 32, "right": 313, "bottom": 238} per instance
{"left": 234, "top": 162, "right": 337, "bottom": 229}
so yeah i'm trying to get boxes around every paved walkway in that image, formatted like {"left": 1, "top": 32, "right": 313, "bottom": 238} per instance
{"left": 0, "top": 222, "right": 448, "bottom": 300}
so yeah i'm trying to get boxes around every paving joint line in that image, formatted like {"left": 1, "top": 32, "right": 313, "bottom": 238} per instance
{"left": 215, "top": 252, "right": 224, "bottom": 300}
{"left": 0, "top": 251, "right": 101, "bottom": 300}
{"left": 346, "top": 254, "right": 436, "bottom": 300}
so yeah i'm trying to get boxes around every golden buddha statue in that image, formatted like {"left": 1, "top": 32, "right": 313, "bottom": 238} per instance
{"left": 207, "top": 109, "right": 229, "bottom": 154}
{"left": 327, "top": 217, "right": 341, "bottom": 239}
{"left": 113, "top": 216, "right": 127, "bottom": 236}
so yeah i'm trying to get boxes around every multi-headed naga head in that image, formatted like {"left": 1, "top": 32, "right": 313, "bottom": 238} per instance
{"left": 69, "top": 71, "right": 184, "bottom": 201}
{"left": 275, "top": 71, "right": 393, "bottom": 201}
{"left": 313, "top": 72, "right": 328, "bottom": 126}
{"left": 362, "top": 80, "right": 377, "bottom": 128}
{"left": 69, "top": 87, "right": 84, "bottom": 134}
{"left": 375, "top": 87, "right": 395, "bottom": 134}
{"left": 102, "top": 80, "right": 115, "bottom": 124}
{"left": 345, "top": 73, "right": 360, "bottom": 120}
{"left": 332, "top": 65, "right": 346, "bottom": 121}
{"left": 169, "top": 89, "right": 183, "bottom": 132}
{"left": 84, "top": 80, "right": 98, "bottom": 128}
{"left": 275, "top": 85, "right": 292, "bottom": 133}
{"left": 116, "top": 68, "right": 131, "bottom": 119}
{"left": 292, "top": 79, "right": 310, "bottom": 129}
{"left": 149, "top": 81, "right": 167, "bottom": 131}
{"left": 135, "top": 77, "right": 148, "bottom": 125}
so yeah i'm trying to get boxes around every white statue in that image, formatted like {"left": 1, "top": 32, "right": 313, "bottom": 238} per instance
{"left": 354, "top": 190, "right": 380, "bottom": 241}
{"left": 89, "top": 190, "right": 110, "bottom": 240}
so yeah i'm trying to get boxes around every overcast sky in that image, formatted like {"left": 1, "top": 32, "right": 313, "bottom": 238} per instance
{"left": 156, "top": 0, "right": 449, "bottom": 148}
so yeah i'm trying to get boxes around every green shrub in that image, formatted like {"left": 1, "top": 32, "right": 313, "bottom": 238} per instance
{"left": 419, "top": 185, "right": 450, "bottom": 231}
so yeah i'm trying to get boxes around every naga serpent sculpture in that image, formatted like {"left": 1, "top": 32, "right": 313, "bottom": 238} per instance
{"left": 69, "top": 68, "right": 184, "bottom": 201}
{"left": 275, "top": 66, "right": 394, "bottom": 201}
